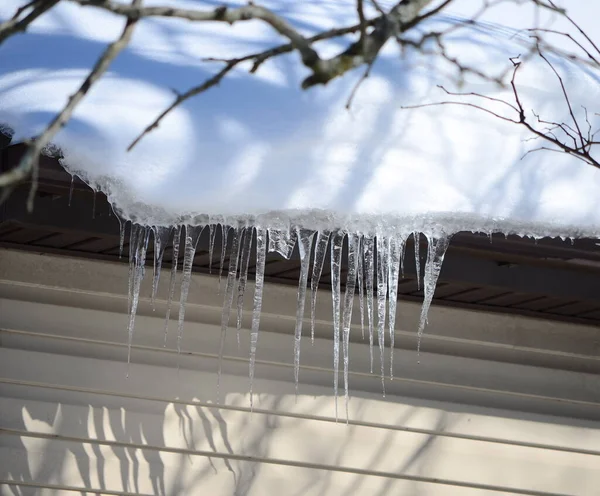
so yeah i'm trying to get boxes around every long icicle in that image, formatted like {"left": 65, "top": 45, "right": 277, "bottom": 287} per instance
{"left": 126, "top": 225, "right": 150, "bottom": 376}
{"left": 363, "top": 235, "right": 375, "bottom": 374}
{"left": 127, "top": 223, "right": 140, "bottom": 316}
{"left": 217, "top": 226, "right": 242, "bottom": 403}
{"left": 417, "top": 233, "right": 451, "bottom": 361}
{"left": 357, "top": 235, "right": 365, "bottom": 340}
{"left": 163, "top": 225, "right": 182, "bottom": 346}
{"left": 414, "top": 231, "right": 421, "bottom": 290}
{"left": 236, "top": 226, "right": 253, "bottom": 347}
{"left": 208, "top": 224, "right": 216, "bottom": 274}
{"left": 218, "top": 224, "right": 230, "bottom": 293}
{"left": 376, "top": 234, "right": 389, "bottom": 395}
{"left": 330, "top": 230, "right": 344, "bottom": 420}
{"left": 293, "top": 228, "right": 316, "bottom": 396}
{"left": 387, "top": 235, "right": 405, "bottom": 379}
{"left": 342, "top": 232, "right": 359, "bottom": 421}
{"left": 249, "top": 227, "right": 267, "bottom": 410}
{"left": 310, "top": 230, "right": 331, "bottom": 344}
{"left": 176, "top": 225, "right": 204, "bottom": 359}
{"left": 151, "top": 226, "right": 172, "bottom": 310}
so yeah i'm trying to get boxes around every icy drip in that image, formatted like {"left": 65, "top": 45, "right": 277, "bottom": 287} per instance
{"left": 342, "top": 233, "right": 359, "bottom": 420}
{"left": 363, "top": 236, "right": 375, "bottom": 374}
{"left": 218, "top": 225, "right": 230, "bottom": 292}
{"left": 293, "top": 228, "right": 316, "bottom": 395}
{"left": 236, "top": 226, "right": 253, "bottom": 346}
{"left": 310, "top": 230, "right": 331, "bottom": 344}
{"left": 330, "top": 230, "right": 344, "bottom": 419}
{"left": 126, "top": 224, "right": 150, "bottom": 374}
{"left": 151, "top": 226, "right": 172, "bottom": 309}
{"left": 417, "top": 233, "right": 451, "bottom": 360}
{"left": 163, "top": 225, "right": 182, "bottom": 346}
{"left": 176, "top": 225, "right": 204, "bottom": 357}
{"left": 387, "top": 235, "right": 405, "bottom": 379}
{"left": 413, "top": 232, "right": 421, "bottom": 290}
{"left": 217, "top": 226, "right": 242, "bottom": 403}
{"left": 376, "top": 235, "right": 389, "bottom": 395}
{"left": 249, "top": 227, "right": 267, "bottom": 410}
{"left": 357, "top": 236, "right": 365, "bottom": 340}
{"left": 208, "top": 224, "right": 216, "bottom": 274}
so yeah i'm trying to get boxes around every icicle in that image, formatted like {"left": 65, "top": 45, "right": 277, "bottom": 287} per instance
{"left": 208, "top": 224, "right": 216, "bottom": 274}
{"left": 176, "top": 225, "right": 204, "bottom": 357}
{"left": 330, "top": 230, "right": 344, "bottom": 419}
{"left": 268, "top": 227, "right": 296, "bottom": 259}
{"left": 293, "top": 228, "right": 316, "bottom": 395}
{"left": 236, "top": 226, "right": 253, "bottom": 346}
{"left": 68, "top": 175, "right": 74, "bottom": 206}
{"left": 413, "top": 231, "right": 421, "bottom": 290}
{"left": 387, "top": 235, "right": 405, "bottom": 379}
{"left": 342, "top": 233, "right": 359, "bottom": 421}
{"left": 127, "top": 224, "right": 141, "bottom": 315}
{"left": 92, "top": 190, "right": 96, "bottom": 219}
{"left": 249, "top": 227, "right": 267, "bottom": 410}
{"left": 417, "top": 234, "right": 451, "bottom": 361}
{"left": 151, "top": 226, "right": 172, "bottom": 310}
{"left": 126, "top": 225, "right": 151, "bottom": 375}
{"left": 376, "top": 234, "right": 389, "bottom": 395}
{"left": 310, "top": 230, "right": 331, "bottom": 344}
{"left": 218, "top": 225, "right": 230, "bottom": 292}
{"left": 217, "top": 226, "right": 242, "bottom": 403}
{"left": 363, "top": 236, "right": 375, "bottom": 374}
{"left": 357, "top": 235, "right": 365, "bottom": 340}
{"left": 118, "top": 218, "right": 126, "bottom": 260}
{"left": 163, "top": 225, "right": 182, "bottom": 346}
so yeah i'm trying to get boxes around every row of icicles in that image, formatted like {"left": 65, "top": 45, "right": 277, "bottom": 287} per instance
{"left": 121, "top": 222, "right": 451, "bottom": 419}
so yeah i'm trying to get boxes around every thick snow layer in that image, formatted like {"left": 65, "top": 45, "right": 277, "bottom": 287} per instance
{"left": 1, "top": 0, "right": 600, "bottom": 237}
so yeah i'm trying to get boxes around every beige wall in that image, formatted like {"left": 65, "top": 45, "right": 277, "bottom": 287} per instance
{"left": 1, "top": 250, "right": 600, "bottom": 495}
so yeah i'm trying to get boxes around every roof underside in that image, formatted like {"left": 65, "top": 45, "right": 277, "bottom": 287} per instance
{"left": 2, "top": 139, "right": 600, "bottom": 328}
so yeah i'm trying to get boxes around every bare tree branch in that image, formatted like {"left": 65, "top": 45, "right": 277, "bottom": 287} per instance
{"left": 0, "top": 0, "right": 60, "bottom": 46}
{"left": 0, "top": 0, "right": 144, "bottom": 209}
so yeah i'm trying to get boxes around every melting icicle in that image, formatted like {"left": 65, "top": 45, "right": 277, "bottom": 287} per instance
{"left": 387, "top": 235, "right": 405, "bottom": 379}
{"left": 310, "top": 230, "right": 331, "bottom": 344}
{"left": 376, "top": 234, "right": 389, "bottom": 395}
{"left": 413, "top": 231, "right": 421, "bottom": 290}
{"left": 357, "top": 236, "right": 365, "bottom": 340}
{"left": 151, "top": 226, "right": 172, "bottom": 310}
{"left": 293, "top": 228, "right": 315, "bottom": 395}
{"left": 217, "top": 226, "right": 242, "bottom": 403}
{"left": 342, "top": 233, "right": 359, "bottom": 421}
{"left": 330, "top": 230, "right": 344, "bottom": 419}
{"left": 363, "top": 236, "right": 375, "bottom": 374}
{"left": 126, "top": 225, "right": 151, "bottom": 374}
{"left": 68, "top": 175, "right": 74, "bottom": 206}
{"left": 236, "top": 226, "right": 253, "bottom": 346}
{"left": 163, "top": 225, "right": 182, "bottom": 346}
{"left": 218, "top": 225, "right": 230, "bottom": 292}
{"left": 417, "top": 233, "right": 451, "bottom": 360}
{"left": 208, "top": 224, "right": 216, "bottom": 274}
{"left": 176, "top": 225, "right": 204, "bottom": 357}
{"left": 249, "top": 227, "right": 267, "bottom": 410}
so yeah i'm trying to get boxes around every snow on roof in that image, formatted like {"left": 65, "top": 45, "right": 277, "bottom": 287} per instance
{"left": 1, "top": 0, "right": 599, "bottom": 237}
